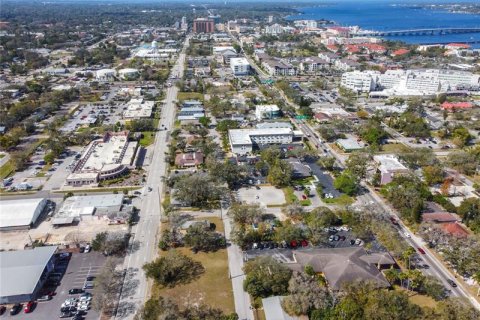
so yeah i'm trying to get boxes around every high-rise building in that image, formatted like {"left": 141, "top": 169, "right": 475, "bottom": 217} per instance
{"left": 193, "top": 18, "right": 215, "bottom": 33}
{"left": 181, "top": 16, "right": 188, "bottom": 31}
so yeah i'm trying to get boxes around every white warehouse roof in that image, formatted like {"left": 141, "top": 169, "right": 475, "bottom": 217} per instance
{"left": 0, "top": 246, "right": 57, "bottom": 299}
{"left": 0, "top": 198, "right": 47, "bottom": 229}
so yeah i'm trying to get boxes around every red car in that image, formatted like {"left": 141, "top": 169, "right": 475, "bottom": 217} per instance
{"left": 24, "top": 301, "right": 35, "bottom": 313}
{"left": 417, "top": 248, "right": 426, "bottom": 255}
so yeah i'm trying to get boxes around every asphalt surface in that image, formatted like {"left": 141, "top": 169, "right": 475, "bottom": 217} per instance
{"left": 2, "top": 252, "right": 105, "bottom": 320}
{"left": 113, "top": 36, "right": 190, "bottom": 320}
{"left": 224, "top": 214, "right": 255, "bottom": 320}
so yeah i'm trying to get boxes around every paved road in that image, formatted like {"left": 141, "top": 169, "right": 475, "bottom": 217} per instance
{"left": 114, "top": 36, "right": 189, "bottom": 320}
{"left": 255, "top": 61, "right": 480, "bottom": 310}
{"left": 223, "top": 214, "right": 254, "bottom": 320}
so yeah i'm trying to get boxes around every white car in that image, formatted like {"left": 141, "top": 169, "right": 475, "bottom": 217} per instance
{"left": 84, "top": 245, "right": 91, "bottom": 253}
{"left": 404, "top": 232, "right": 411, "bottom": 238}
{"left": 77, "top": 303, "right": 90, "bottom": 311}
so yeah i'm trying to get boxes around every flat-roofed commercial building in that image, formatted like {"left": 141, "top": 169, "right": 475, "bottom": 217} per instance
{"left": 0, "top": 246, "right": 57, "bottom": 303}
{"left": 228, "top": 128, "right": 293, "bottom": 155}
{"left": 230, "top": 57, "right": 250, "bottom": 76}
{"left": 0, "top": 198, "right": 47, "bottom": 231}
{"left": 66, "top": 131, "right": 137, "bottom": 186}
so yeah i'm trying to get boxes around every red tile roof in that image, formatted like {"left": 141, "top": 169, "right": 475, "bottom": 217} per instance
{"left": 441, "top": 102, "right": 473, "bottom": 110}
{"left": 392, "top": 48, "right": 410, "bottom": 56}
{"left": 446, "top": 43, "right": 470, "bottom": 49}
{"left": 422, "top": 212, "right": 459, "bottom": 223}
{"left": 441, "top": 222, "right": 469, "bottom": 238}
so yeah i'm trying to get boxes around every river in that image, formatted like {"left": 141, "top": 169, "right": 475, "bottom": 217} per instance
{"left": 287, "top": 0, "right": 480, "bottom": 48}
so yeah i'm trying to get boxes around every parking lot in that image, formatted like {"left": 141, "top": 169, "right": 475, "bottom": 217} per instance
{"left": 237, "top": 185, "right": 286, "bottom": 206}
{"left": 2, "top": 252, "right": 107, "bottom": 320}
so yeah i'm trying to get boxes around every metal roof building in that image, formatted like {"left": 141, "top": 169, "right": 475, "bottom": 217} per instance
{"left": 0, "top": 246, "right": 57, "bottom": 304}
{"left": 0, "top": 198, "right": 47, "bottom": 231}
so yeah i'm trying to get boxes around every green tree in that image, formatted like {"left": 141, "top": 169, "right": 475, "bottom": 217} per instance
{"left": 334, "top": 171, "right": 358, "bottom": 196}
{"left": 183, "top": 224, "right": 225, "bottom": 252}
{"left": 243, "top": 256, "right": 292, "bottom": 298}
{"left": 422, "top": 165, "right": 444, "bottom": 186}
{"left": 173, "top": 174, "right": 225, "bottom": 208}
{"left": 267, "top": 160, "right": 292, "bottom": 187}
{"left": 228, "top": 202, "right": 264, "bottom": 227}
{"left": 282, "top": 272, "right": 331, "bottom": 316}
{"left": 457, "top": 198, "right": 480, "bottom": 234}
{"left": 346, "top": 153, "right": 370, "bottom": 180}
{"left": 143, "top": 250, "right": 205, "bottom": 288}
{"left": 199, "top": 116, "right": 211, "bottom": 128}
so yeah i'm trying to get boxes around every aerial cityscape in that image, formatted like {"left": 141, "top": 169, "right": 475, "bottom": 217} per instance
{"left": 1, "top": 0, "right": 480, "bottom": 319}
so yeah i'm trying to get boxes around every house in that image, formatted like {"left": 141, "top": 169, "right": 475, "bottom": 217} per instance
{"left": 318, "top": 52, "right": 339, "bottom": 63}
{"left": 336, "top": 137, "right": 365, "bottom": 152}
{"left": 175, "top": 152, "right": 204, "bottom": 168}
{"left": 286, "top": 158, "right": 312, "bottom": 179}
{"left": 391, "top": 48, "right": 410, "bottom": 57}
{"left": 441, "top": 222, "right": 469, "bottom": 238}
{"left": 441, "top": 102, "right": 473, "bottom": 111}
{"left": 288, "top": 247, "right": 394, "bottom": 290}
{"left": 373, "top": 155, "right": 409, "bottom": 185}
{"left": 422, "top": 212, "right": 460, "bottom": 224}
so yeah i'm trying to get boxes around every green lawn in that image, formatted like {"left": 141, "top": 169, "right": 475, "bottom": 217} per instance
{"left": 380, "top": 143, "right": 411, "bottom": 153}
{"left": 283, "top": 187, "right": 298, "bottom": 204}
{"left": 323, "top": 194, "right": 355, "bottom": 206}
{"left": 177, "top": 92, "right": 204, "bottom": 102}
{"left": 0, "top": 161, "right": 15, "bottom": 180}
{"left": 154, "top": 217, "right": 234, "bottom": 313}
{"left": 139, "top": 131, "right": 155, "bottom": 147}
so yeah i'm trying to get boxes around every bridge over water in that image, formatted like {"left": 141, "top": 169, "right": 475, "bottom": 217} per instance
{"left": 354, "top": 27, "right": 480, "bottom": 37}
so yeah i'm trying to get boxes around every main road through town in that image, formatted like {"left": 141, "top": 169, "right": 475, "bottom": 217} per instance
{"left": 114, "top": 36, "right": 189, "bottom": 320}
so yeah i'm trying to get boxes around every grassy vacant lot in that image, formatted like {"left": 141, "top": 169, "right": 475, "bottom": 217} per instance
{"left": 0, "top": 161, "right": 14, "bottom": 179}
{"left": 394, "top": 286, "right": 438, "bottom": 309}
{"left": 380, "top": 143, "right": 411, "bottom": 153}
{"left": 283, "top": 187, "right": 297, "bottom": 204}
{"left": 323, "top": 194, "right": 355, "bottom": 206}
{"left": 139, "top": 131, "right": 155, "bottom": 147}
{"left": 177, "top": 92, "right": 204, "bottom": 102}
{"left": 153, "top": 216, "right": 234, "bottom": 313}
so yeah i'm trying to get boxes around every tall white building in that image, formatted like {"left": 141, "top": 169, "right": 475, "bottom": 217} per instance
{"left": 230, "top": 57, "right": 250, "bottom": 76}
{"left": 345, "top": 68, "right": 480, "bottom": 95}
{"left": 341, "top": 71, "right": 379, "bottom": 93}
{"left": 181, "top": 16, "right": 188, "bottom": 31}
{"left": 255, "top": 104, "right": 280, "bottom": 120}
{"left": 228, "top": 128, "right": 293, "bottom": 155}
{"left": 264, "top": 24, "right": 284, "bottom": 35}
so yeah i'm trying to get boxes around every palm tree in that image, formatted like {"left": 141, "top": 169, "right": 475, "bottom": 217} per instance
{"left": 402, "top": 247, "right": 416, "bottom": 269}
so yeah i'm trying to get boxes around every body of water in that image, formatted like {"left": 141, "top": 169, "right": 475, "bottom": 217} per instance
{"left": 287, "top": 0, "right": 480, "bottom": 48}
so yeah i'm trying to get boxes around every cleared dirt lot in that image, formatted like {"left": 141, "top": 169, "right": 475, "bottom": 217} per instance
{"left": 0, "top": 217, "right": 129, "bottom": 251}
{"left": 237, "top": 185, "right": 286, "bottom": 206}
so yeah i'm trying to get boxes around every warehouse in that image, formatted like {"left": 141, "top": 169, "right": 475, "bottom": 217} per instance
{"left": 0, "top": 198, "right": 47, "bottom": 231}
{"left": 0, "top": 246, "right": 57, "bottom": 304}
{"left": 52, "top": 193, "right": 132, "bottom": 226}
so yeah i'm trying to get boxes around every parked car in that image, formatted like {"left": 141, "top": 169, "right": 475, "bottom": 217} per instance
{"left": 10, "top": 304, "right": 22, "bottom": 315}
{"left": 24, "top": 301, "right": 35, "bottom": 313}
{"left": 69, "top": 288, "right": 84, "bottom": 295}
{"left": 38, "top": 295, "right": 52, "bottom": 302}
{"left": 0, "top": 306, "right": 6, "bottom": 315}
{"left": 60, "top": 311, "right": 74, "bottom": 318}
{"left": 84, "top": 245, "right": 91, "bottom": 253}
